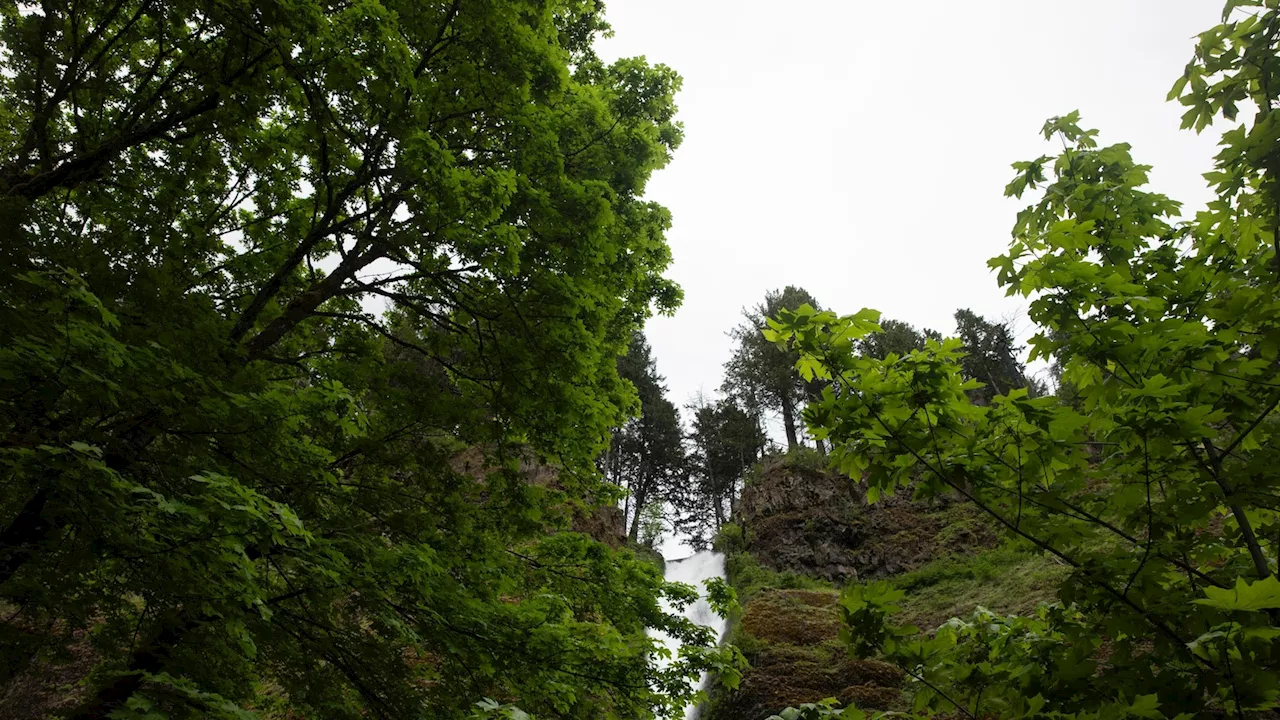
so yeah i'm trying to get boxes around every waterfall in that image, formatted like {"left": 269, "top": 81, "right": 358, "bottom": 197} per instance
{"left": 649, "top": 549, "right": 728, "bottom": 720}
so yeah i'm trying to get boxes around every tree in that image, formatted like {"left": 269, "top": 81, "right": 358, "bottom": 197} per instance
{"left": 0, "top": 3, "right": 741, "bottom": 718}
{"left": 608, "top": 332, "right": 689, "bottom": 543}
{"left": 679, "top": 395, "right": 767, "bottom": 548}
{"left": 951, "top": 308, "right": 1038, "bottom": 403}
{"left": 723, "top": 286, "right": 822, "bottom": 451}
{"left": 858, "top": 317, "right": 937, "bottom": 360}
{"left": 767, "top": 3, "right": 1280, "bottom": 715}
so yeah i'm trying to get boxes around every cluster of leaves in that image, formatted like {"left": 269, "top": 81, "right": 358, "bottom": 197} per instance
{"left": 857, "top": 310, "right": 1039, "bottom": 405}
{"left": 834, "top": 582, "right": 1236, "bottom": 720}
{"left": 763, "top": 1, "right": 1280, "bottom": 717}
{"left": 0, "top": 1, "right": 740, "bottom": 718}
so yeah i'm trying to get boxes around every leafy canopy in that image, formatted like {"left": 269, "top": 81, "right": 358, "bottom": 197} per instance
{"left": 0, "top": 1, "right": 739, "bottom": 718}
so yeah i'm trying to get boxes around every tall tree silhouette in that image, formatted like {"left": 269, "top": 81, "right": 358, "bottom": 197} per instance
{"left": 953, "top": 308, "right": 1037, "bottom": 402}
{"left": 679, "top": 395, "right": 766, "bottom": 546}
{"left": 606, "top": 333, "right": 688, "bottom": 542}
{"left": 723, "top": 286, "right": 822, "bottom": 450}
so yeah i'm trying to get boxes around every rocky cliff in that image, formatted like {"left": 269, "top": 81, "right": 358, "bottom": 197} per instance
{"left": 734, "top": 455, "right": 996, "bottom": 582}
{"left": 705, "top": 452, "right": 1061, "bottom": 720}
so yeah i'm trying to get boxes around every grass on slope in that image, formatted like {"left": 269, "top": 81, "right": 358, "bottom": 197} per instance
{"left": 883, "top": 543, "right": 1069, "bottom": 631}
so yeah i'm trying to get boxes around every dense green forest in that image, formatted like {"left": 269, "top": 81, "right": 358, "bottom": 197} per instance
{"left": 2, "top": 1, "right": 1280, "bottom": 719}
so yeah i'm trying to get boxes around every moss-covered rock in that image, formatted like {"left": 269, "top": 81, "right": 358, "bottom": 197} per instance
{"left": 726, "top": 551, "right": 833, "bottom": 604}
{"left": 627, "top": 541, "right": 665, "bottom": 573}
{"left": 707, "top": 588, "right": 903, "bottom": 720}
{"left": 740, "top": 589, "right": 841, "bottom": 646}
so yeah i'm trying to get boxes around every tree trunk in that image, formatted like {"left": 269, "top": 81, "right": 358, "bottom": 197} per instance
{"left": 628, "top": 490, "right": 646, "bottom": 543}
{"left": 67, "top": 618, "right": 190, "bottom": 719}
{"left": 0, "top": 488, "right": 51, "bottom": 586}
{"left": 622, "top": 491, "right": 630, "bottom": 538}
{"left": 781, "top": 399, "right": 799, "bottom": 451}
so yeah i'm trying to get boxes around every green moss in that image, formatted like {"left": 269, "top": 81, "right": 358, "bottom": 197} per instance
{"left": 931, "top": 503, "right": 986, "bottom": 546}
{"left": 742, "top": 447, "right": 830, "bottom": 489}
{"left": 706, "top": 585, "right": 903, "bottom": 720}
{"left": 713, "top": 522, "right": 745, "bottom": 555}
{"left": 883, "top": 544, "right": 1068, "bottom": 630}
{"left": 626, "top": 541, "right": 665, "bottom": 574}
{"left": 726, "top": 552, "right": 833, "bottom": 604}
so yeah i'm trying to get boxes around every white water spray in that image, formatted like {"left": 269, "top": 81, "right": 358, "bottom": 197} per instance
{"left": 649, "top": 549, "right": 728, "bottom": 720}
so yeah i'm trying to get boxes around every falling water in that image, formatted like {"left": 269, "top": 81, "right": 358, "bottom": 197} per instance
{"left": 649, "top": 549, "right": 728, "bottom": 720}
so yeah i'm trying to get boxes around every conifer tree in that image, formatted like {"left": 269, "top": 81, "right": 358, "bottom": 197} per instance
{"left": 608, "top": 333, "right": 689, "bottom": 543}
{"left": 679, "top": 395, "right": 766, "bottom": 547}
{"left": 858, "top": 318, "right": 939, "bottom": 360}
{"left": 723, "top": 286, "right": 821, "bottom": 450}
{"left": 952, "top": 308, "right": 1038, "bottom": 402}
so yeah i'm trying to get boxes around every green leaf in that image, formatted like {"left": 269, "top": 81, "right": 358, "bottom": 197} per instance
{"left": 1194, "top": 575, "right": 1280, "bottom": 612}
{"left": 1127, "top": 694, "right": 1163, "bottom": 718}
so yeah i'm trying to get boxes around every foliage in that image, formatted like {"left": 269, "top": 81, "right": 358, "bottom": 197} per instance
{"left": 765, "top": 699, "right": 883, "bottom": 720}
{"left": 859, "top": 311, "right": 1039, "bottom": 402}
{"left": 714, "top": 522, "right": 746, "bottom": 555}
{"left": 628, "top": 540, "right": 668, "bottom": 574}
{"left": 638, "top": 502, "right": 669, "bottom": 548}
{"left": 837, "top": 588, "right": 1188, "bottom": 720}
{"left": 608, "top": 332, "right": 690, "bottom": 542}
{"left": 724, "top": 286, "right": 823, "bottom": 450}
{"left": 740, "top": 446, "right": 829, "bottom": 490}
{"left": 952, "top": 308, "right": 1043, "bottom": 402}
{"left": 472, "top": 698, "right": 532, "bottom": 720}
{"left": 678, "top": 395, "right": 766, "bottom": 547}
{"left": 764, "top": 2, "right": 1280, "bottom": 716}
{"left": 858, "top": 318, "right": 938, "bottom": 361}
{"left": 705, "top": 575, "right": 743, "bottom": 622}
{"left": 725, "top": 551, "right": 833, "bottom": 606}
{"left": 0, "top": 1, "right": 737, "bottom": 718}
{"left": 883, "top": 544, "right": 1068, "bottom": 630}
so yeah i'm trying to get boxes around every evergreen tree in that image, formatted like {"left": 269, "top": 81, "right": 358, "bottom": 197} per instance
{"left": 952, "top": 308, "right": 1036, "bottom": 402}
{"left": 608, "top": 333, "right": 689, "bottom": 543}
{"left": 858, "top": 318, "right": 939, "bottom": 360}
{"left": 679, "top": 395, "right": 766, "bottom": 548}
{"left": 723, "top": 286, "right": 821, "bottom": 450}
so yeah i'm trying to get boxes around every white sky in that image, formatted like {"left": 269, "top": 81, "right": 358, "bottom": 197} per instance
{"left": 597, "top": 1, "right": 1225, "bottom": 414}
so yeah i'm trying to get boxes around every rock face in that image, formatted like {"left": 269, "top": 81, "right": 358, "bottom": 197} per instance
{"left": 572, "top": 503, "right": 625, "bottom": 548}
{"left": 706, "top": 454, "right": 999, "bottom": 720}
{"left": 710, "top": 589, "right": 904, "bottom": 719}
{"left": 736, "top": 456, "right": 995, "bottom": 581}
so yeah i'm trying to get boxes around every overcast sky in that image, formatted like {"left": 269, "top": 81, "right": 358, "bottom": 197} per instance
{"left": 596, "top": 1, "right": 1226, "bottom": 419}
